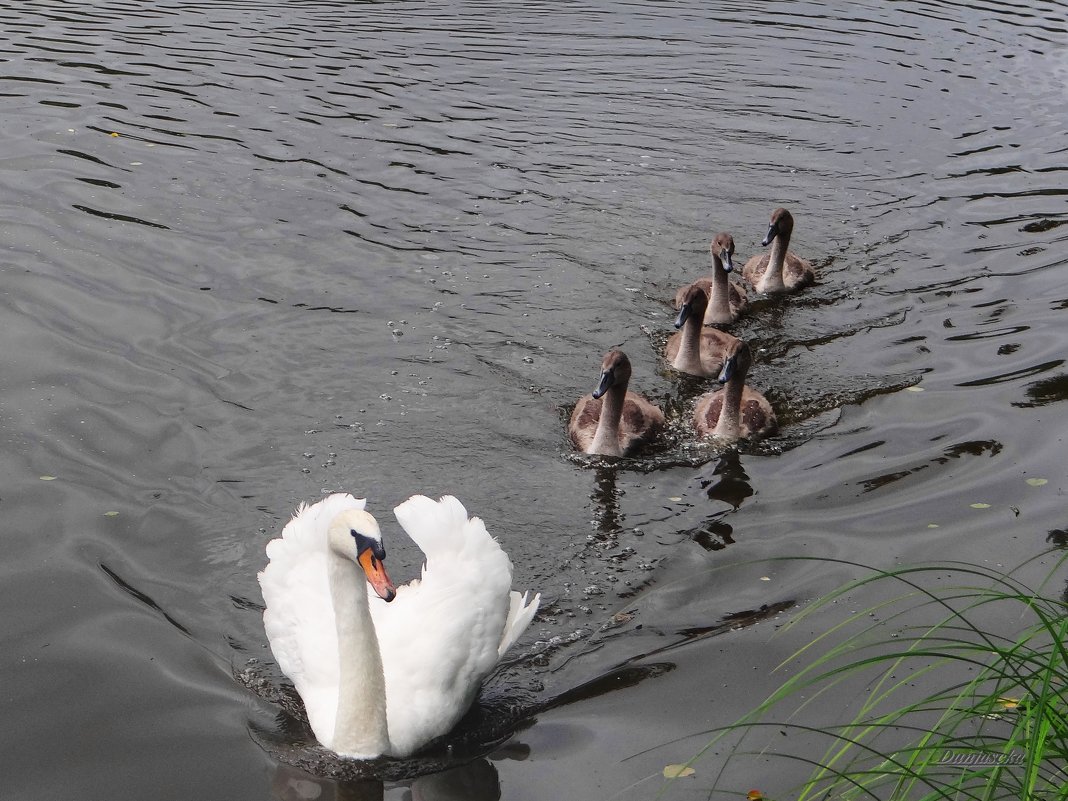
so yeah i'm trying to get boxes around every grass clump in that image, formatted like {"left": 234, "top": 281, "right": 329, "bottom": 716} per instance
{"left": 694, "top": 554, "right": 1068, "bottom": 801}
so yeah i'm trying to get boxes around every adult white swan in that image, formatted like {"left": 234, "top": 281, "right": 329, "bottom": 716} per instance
{"left": 259, "top": 493, "right": 540, "bottom": 759}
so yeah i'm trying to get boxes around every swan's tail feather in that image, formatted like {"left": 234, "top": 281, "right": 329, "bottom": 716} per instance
{"left": 497, "top": 590, "right": 540, "bottom": 658}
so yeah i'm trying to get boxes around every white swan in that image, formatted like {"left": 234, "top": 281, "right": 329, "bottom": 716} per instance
{"left": 258, "top": 493, "right": 540, "bottom": 759}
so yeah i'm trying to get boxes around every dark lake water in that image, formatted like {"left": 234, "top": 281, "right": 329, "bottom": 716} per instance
{"left": 2, "top": 1, "right": 1066, "bottom": 798}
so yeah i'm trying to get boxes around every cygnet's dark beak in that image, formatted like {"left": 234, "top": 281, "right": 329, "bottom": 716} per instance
{"left": 761, "top": 222, "right": 778, "bottom": 248}
{"left": 674, "top": 303, "right": 691, "bottom": 330}
{"left": 718, "top": 354, "right": 737, "bottom": 385}
{"left": 592, "top": 368, "right": 614, "bottom": 399}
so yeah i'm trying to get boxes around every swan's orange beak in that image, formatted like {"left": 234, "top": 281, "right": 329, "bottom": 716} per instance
{"left": 359, "top": 548, "right": 396, "bottom": 602}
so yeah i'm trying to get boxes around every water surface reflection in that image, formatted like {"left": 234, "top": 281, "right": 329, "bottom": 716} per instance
{"left": 2, "top": 0, "right": 1067, "bottom": 798}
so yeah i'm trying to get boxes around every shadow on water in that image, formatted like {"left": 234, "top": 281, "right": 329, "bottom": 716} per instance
{"left": 685, "top": 451, "right": 754, "bottom": 552}
{"left": 1014, "top": 372, "right": 1068, "bottom": 407}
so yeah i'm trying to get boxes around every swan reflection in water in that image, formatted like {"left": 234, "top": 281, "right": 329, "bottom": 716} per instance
{"left": 270, "top": 758, "right": 502, "bottom": 801}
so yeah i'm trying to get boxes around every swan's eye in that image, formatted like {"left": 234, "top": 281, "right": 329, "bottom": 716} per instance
{"left": 351, "top": 530, "right": 387, "bottom": 562}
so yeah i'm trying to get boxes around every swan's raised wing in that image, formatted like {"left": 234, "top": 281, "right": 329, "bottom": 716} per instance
{"left": 259, "top": 493, "right": 365, "bottom": 742}
{"left": 370, "top": 495, "right": 537, "bottom": 757}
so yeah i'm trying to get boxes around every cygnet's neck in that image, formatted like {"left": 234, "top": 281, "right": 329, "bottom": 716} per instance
{"left": 713, "top": 372, "right": 745, "bottom": 439}
{"left": 328, "top": 550, "right": 391, "bottom": 757}
{"left": 673, "top": 311, "right": 706, "bottom": 374}
{"left": 706, "top": 255, "right": 733, "bottom": 324}
{"left": 758, "top": 233, "right": 790, "bottom": 294}
{"left": 590, "top": 383, "right": 626, "bottom": 456}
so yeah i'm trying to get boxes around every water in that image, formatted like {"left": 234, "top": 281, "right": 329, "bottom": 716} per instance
{"left": 2, "top": 1, "right": 1066, "bottom": 798}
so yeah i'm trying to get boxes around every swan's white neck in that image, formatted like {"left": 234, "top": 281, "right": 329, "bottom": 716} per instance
{"left": 589, "top": 384, "right": 625, "bottom": 456}
{"left": 706, "top": 255, "right": 733, "bottom": 324}
{"left": 757, "top": 234, "right": 789, "bottom": 294}
{"left": 713, "top": 374, "right": 744, "bottom": 439}
{"left": 328, "top": 550, "right": 391, "bottom": 757}
{"left": 672, "top": 313, "right": 705, "bottom": 374}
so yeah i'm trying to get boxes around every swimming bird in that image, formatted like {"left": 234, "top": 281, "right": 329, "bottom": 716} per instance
{"left": 673, "top": 233, "right": 749, "bottom": 325}
{"left": 569, "top": 349, "right": 664, "bottom": 457}
{"left": 667, "top": 284, "right": 739, "bottom": 377}
{"left": 742, "top": 207, "right": 815, "bottom": 294}
{"left": 259, "top": 493, "right": 540, "bottom": 759}
{"left": 693, "top": 338, "right": 777, "bottom": 441}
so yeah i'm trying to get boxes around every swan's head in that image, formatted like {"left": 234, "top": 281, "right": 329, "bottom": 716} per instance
{"left": 717, "top": 337, "right": 752, "bottom": 385}
{"left": 327, "top": 509, "right": 396, "bottom": 602}
{"left": 761, "top": 208, "right": 794, "bottom": 247}
{"left": 710, "top": 232, "right": 736, "bottom": 272}
{"left": 674, "top": 283, "right": 708, "bottom": 329}
{"left": 592, "top": 349, "right": 632, "bottom": 399}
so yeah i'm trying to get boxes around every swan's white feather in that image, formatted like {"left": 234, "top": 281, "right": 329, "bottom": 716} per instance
{"left": 498, "top": 590, "right": 540, "bottom": 659}
{"left": 259, "top": 492, "right": 540, "bottom": 758}
{"left": 259, "top": 493, "right": 366, "bottom": 743}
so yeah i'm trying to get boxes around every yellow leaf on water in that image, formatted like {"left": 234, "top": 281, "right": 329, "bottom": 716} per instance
{"left": 40, "top": 475, "right": 57, "bottom": 481}
{"left": 109, "top": 132, "right": 120, "bottom": 137}
{"left": 996, "top": 696, "right": 1021, "bottom": 710}
{"left": 663, "top": 764, "right": 695, "bottom": 779}
{"left": 1026, "top": 478, "right": 1048, "bottom": 487}
{"left": 748, "top": 791, "right": 766, "bottom": 801}
{"left": 927, "top": 523, "right": 940, "bottom": 528}
{"left": 104, "top": 511, "right": 119, "bottom": 517}
{"left": 760, "top": 576, "right": 771, "bottom": 581}
{"left": 970, "top": 503, "right": 991, "bottom": 509}
{"left": 906, "top": 386, "right": 924, "bottom": 392}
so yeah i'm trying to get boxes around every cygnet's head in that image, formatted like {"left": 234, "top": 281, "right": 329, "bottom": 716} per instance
{"left": 761, "top": 208, "right": 794, "bottom": 247}
{"left": 710, "top": 232, "right": 736, "bottom": 272}
{"left": 717, "top": 338, "right": 753, "bottom": 385}
{"left": 674, "top": 283, "right": 709, "bottom": 329}
{"left": 592, "top": 349, "right": 632, "bottom": 399}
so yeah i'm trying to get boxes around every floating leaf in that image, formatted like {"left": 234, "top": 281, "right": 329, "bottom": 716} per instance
{"left": 109, "top": 132, "right": 119, "bottom": 137}
{"left": 1026, "top": 478, "right": 1048, "bottom": 487}
{"left": 104, "top": 511, "right": 119, "bottom": 517}
{"left": 970, "top": 503, "right": 991, "bottom": 509}
{"left": 669, "top": 496, "right": 683, "bottom": 502}
{"left": 662, "top": 764, "right": 695, "bottom": 779}
{"left": 996, "top": 696, "right": 1021, "bottom": 710}
{"left": 40, "top": 475, "right": 57, "bottom": 481}
{"left": 748, "top": 792, "right": 766, "bottom": 801}
{"left": 760, "top": 576, "right": 771, "bottom": 582}
{"left": 927, "top": 523, "right": 939, "bottom": 528}
{"left": 906, "top": 386, "right": 924, "bottom": 392}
